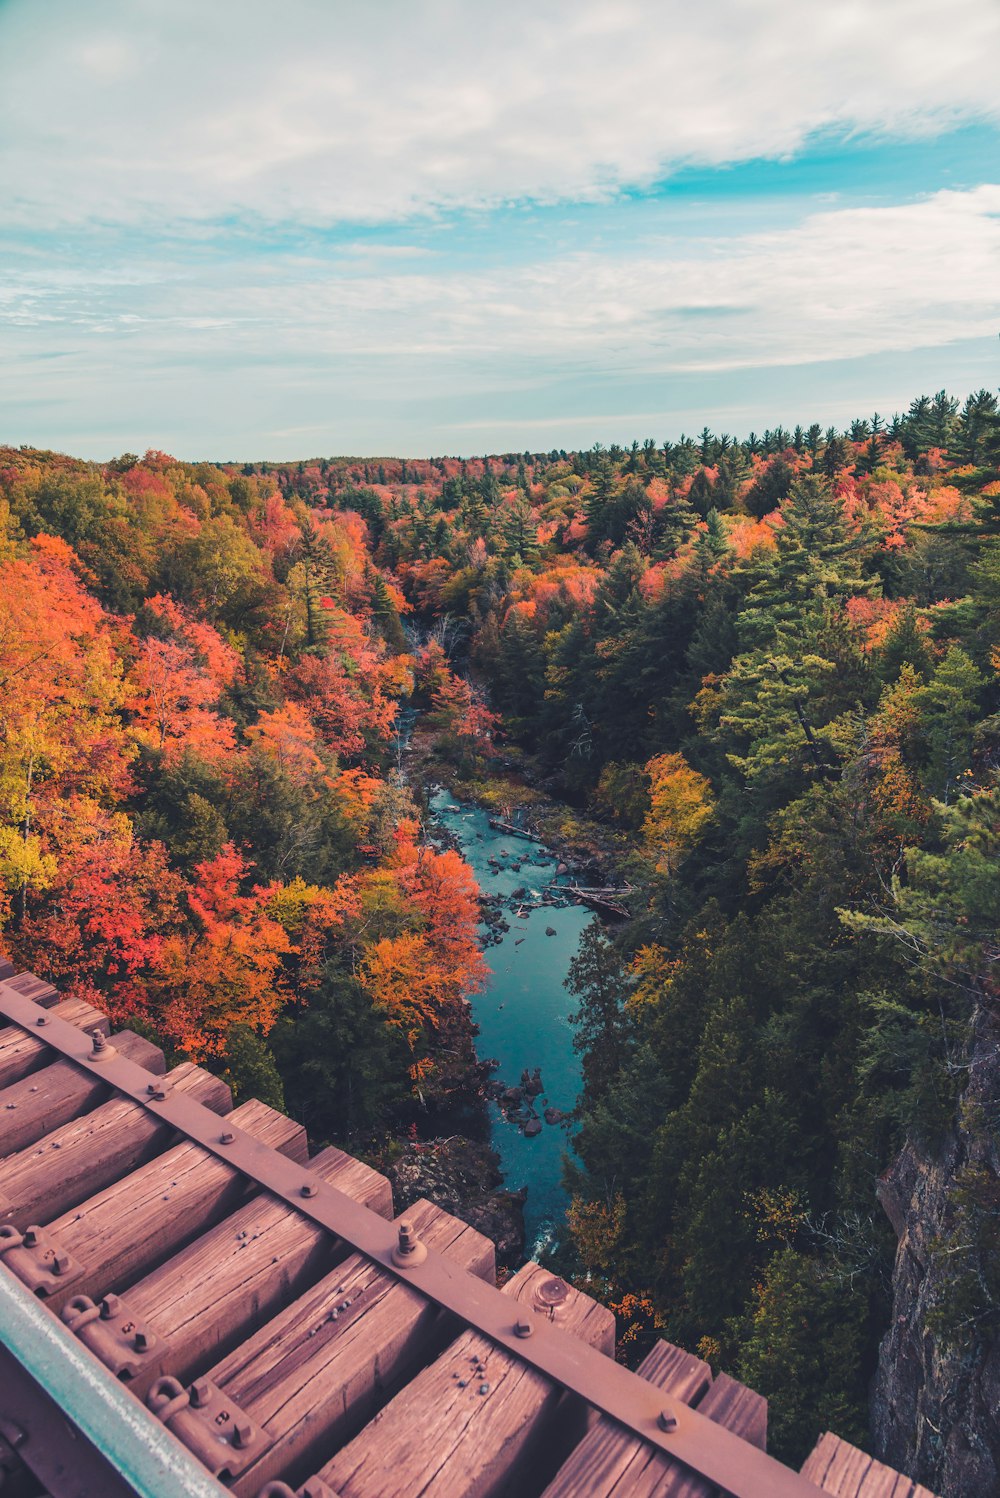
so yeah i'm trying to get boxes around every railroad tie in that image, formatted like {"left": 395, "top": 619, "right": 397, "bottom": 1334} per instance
{"left": 0, "top": 1060, "right": 229, "bottom": 1227}
{"left": 0, "top": 1028, "right": 165, "bottom": 1156}
{"left": 2, "top": 1096, "right": 303, "bottom": 1314}
{"left": 113, "top": 1142, "right": 394, "bottom": 1399}
{"left": 183, "top": 1198, "right": 495, "bottom": 1494}
{"left": 314, "top": 1259, "right": 615, "bottom": 1498}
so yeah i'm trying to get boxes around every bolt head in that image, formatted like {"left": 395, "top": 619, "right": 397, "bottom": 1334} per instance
{"left": 219, "top": 1130, "right": 235, "bottom": 1145}
{"left": 190, "top": 1378, "right": 212, "bottom": 1409}
{"left": 301, "top": 1182, "right": 317, "bottom": 1198}
{"left": 658, "top": 1409, "right": 677, "bottom": 1433}
{"left": 514, "top": 1317, "right": 533, "bottom": 1338}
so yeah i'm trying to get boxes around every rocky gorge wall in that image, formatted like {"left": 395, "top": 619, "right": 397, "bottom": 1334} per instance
{"left": 872, "top": 1003, "right": 1000, "bottom": 1497}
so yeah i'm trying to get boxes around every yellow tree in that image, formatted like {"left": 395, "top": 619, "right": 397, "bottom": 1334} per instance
{"left": 642, "top": 752, "right": 714, "bottom": 876}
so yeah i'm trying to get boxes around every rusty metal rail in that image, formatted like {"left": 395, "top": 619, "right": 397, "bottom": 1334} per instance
{"left": 0, "top": 977, "right": 824, "bottom": 1498}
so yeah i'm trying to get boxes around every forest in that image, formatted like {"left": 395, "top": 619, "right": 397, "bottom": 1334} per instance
{"left": 1, "top": 387, "right": 998, "bottom": 1472}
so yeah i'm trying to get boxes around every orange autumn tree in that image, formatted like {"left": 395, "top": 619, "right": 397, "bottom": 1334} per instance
{"left": 0, "top": 536, "right": 133, "bottom": 923}
{"left": 155, "top": 844, "right": 291, "bottom": 1057}
{"left": 14, "top": 804, "right": 184, "bottom": 1021}
{"left": 357, "top": 819, "right": 488, "bottom": 1085}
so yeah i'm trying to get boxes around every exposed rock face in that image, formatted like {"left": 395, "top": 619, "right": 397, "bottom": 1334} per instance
{"left": 386, "top": 1136, "right": 526, "bottom": 1269}
{"left": 871, "top": 1005, "right": 1000, "bottom": 1498}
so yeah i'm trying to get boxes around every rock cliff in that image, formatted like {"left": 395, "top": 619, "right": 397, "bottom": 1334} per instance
{"left": 872, "top": 1003, "right": 1000, "bottom": 1497}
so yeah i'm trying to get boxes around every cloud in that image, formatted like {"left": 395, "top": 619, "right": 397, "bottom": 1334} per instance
{"left": 2, "top": 0, "right": 999, "bottom": 228}
{"left": 2, "top": 184, "right": 997, "bottom": 449}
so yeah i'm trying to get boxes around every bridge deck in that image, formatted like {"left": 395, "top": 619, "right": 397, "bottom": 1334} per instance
{"left": 0, "top": 966, "right": 935, "bottom": 1498}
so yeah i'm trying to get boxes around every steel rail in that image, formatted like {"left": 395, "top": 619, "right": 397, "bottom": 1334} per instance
{"left": 0, "top": 978, "right": 825, "bottom": 1498}
{"left": 0, "top": 1256, "right": 231, "bottom": 1498}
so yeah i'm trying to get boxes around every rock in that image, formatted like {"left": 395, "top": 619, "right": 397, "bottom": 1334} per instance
{"left": 523, "top": 1119, "right": 542, "bottom": 1137}
{"left": 511, "top": 886, "right": 527, "bottom": 900}
{"left": 545, "top": 925, "right": 557, "bottom": 937}
{"left": 556, "top": 862, "right": 568, "bottom": 875}
{"left": 501, "top": 1086, "right": 523, "bottom": 1106}
{"left": 524, "top": 1068, "right": 543, "bottom": 1098}
{"left": 870, "top": 1004, "right": 1000, "bottom": 1495}
{"left": 544, "top": 1107, "right": 565, "bottom": 1125}
{"left": 385, "top": 1136, "right": 525, "bottom": 1269}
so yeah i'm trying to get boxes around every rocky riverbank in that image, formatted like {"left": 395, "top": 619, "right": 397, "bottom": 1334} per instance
{"left": 383, "top": 1135, "right": 526, "bottom": 1268}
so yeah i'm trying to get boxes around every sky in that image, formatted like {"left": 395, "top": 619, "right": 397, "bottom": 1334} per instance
{"left": 1, "top": 0, "right": 999, "bottom": 461}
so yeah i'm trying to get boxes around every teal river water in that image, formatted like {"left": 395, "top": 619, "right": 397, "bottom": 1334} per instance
{"left": 429, "top": 788, "right": 595, "bottom": 1256}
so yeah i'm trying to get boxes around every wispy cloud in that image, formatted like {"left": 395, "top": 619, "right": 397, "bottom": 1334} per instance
{"left": 2, "top": 0, "right": 999, "bottom": 229}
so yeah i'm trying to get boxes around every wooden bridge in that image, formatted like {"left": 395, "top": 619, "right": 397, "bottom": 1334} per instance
{"left": 0, "top": 963, "right": 936, "bottom": 1498}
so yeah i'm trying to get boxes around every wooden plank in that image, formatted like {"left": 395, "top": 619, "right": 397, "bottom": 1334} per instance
{"left": 0, "top": 1030, "right": 165, "bottom": 1155}
{"left": 0, "top": 971, "right": 61, "bottom": 1006}
{"left": 801, "top": 1433, "right": 930, "bottom": 1496}
{"left": 0, "top": 958, "right": 15, "bottom": 980}
{"left": 121, "top": 1143, "right": 394, "bottom": 1398}
{"left": 0, "top": 997, "right": 109, "bottom": 1089}
{"left": 33, "top": 1097, "right": 305, "bottom": 1314}
{"left": 637, "top": 1374, "right": 767, "bottom": 1498}
{"left": 0, "top": 1062, "right": 230, "bottom": 1227}
{"left": 201, "top": 1198, "right": 495, "bottom": 1497}
{"left": 317, "top": 1259, "right": 616, "bottom": 1498}
{"left": 542, "top": 1340, "right": 714, "bottom": 1497}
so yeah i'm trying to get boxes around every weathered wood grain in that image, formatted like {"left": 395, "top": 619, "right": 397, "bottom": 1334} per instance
{"left": 0, "top": 971, "right": 60, "bottom": 1005}
{"left": 0, "top": 1062, "right": 229, "bottom": 1228}
{"left": 318, "top": 1259, "right": 615, "bottom": 1498}
{"left": 203, "top": 1199, "right": 495, "bottom": 1497}
{"left": 0, "top": 1031, "right": 165, "bottom": 1156}
{"left": 541, "top": 1339, "right": 713, "bottom": 1497}
{"left": 801, "top": 1433, "right": 938, "bottom": 1496}
{"left": 122, "top": 1143, "right": 393, "bottom": 1398}
{"left": 0, "top": 997, "right": 108, "bottom": 1090}
{"left": 37, "top": 1097, "right": 304, "bottom": 1313}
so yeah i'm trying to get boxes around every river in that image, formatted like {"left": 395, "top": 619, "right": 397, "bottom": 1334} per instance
{"left": 429, "top": 788, "right": 595, "bottom": 1256}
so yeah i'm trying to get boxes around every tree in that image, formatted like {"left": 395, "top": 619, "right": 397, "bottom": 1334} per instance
{"left": 642, "top": 752, "right": 715, "bottom": 876}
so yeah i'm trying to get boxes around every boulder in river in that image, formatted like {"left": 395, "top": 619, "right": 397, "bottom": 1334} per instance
{"left": 556, "top": 862, "right": 568, "bottom": 875}
{"left": 523, "top": 1067, "right": 544, "bottom": 1098}
{"left": 545, "top": 925, "right": 557, "bottom": 937}
{"left": 544, "top": 1107, "right": 566, "bottom": 1125}
{"left": 523, "top": 1119, "right": 542, "bottom": 1138}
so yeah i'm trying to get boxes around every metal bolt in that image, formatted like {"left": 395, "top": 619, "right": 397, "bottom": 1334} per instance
{"left": 219, "top": 1130, "right": 235, "bottom": 1145}
{"left": 190, "top": 1379, "right": 212, "bottom": 1409}
{"left": 392, "top": 1219, "right": 428, "bottom": 1267}
{"left": 479, "top": 1383, "right": 490, "bottom": 1395}
{"left": 22, "top": 1227, "right": 38, "bottom": 1248}
{"left": 134, "top": 1331, "right": 149, "bottom": 1352}
{"left": 514, "top": 1316, "right": 533, "bottom": 1339}
{"left": 51, "top": 1251, "right": 70, "bottom": 1276}
{"left": 100, "top": 1295, "right": 121, "bottom": 1320}
{"left": 658, "top": 1409, "right": 677, "bottom": 1433}
{"left": 232, "top": 1417, "right": 253, "bottom": 1449}
{"left": 533, "top": 1276, "right": 570, "bottom": 1316}
{"left": 36, "top": 1016, "right": 47, "bottom": 1026}
{"left": 90, "top": 1030, "right": 107, "bottom": 1055}
{"left": 301, "top": 1182, "right": 317, "bottom": 1198}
